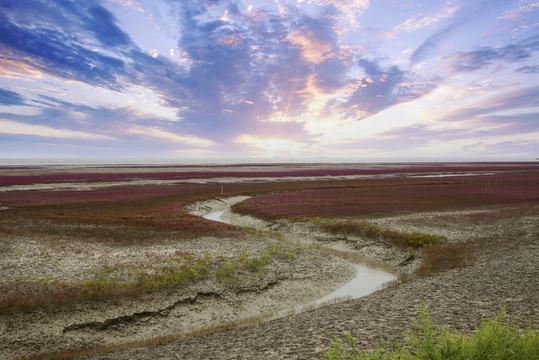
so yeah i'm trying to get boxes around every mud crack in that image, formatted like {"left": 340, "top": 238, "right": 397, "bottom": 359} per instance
{"left": 62, "top": 291, "right": 222, "bottom": 333}
{"left": 62, "top": 279, "right": 282, "bottom": 334}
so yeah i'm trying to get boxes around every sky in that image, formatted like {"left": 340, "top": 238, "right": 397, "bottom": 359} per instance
{"left": 0, "top": 0, "right": 538, "bottom": 160}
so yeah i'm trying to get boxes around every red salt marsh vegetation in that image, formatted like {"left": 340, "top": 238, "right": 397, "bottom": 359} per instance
{"left": 231, "top": 170, "right": 538, "bottom": 276}
{"left": 1, "top": 162, "right": 537, "bottom": 187}
{"left": 0, "top": 162, "right": 537, "bottom": 359}
{"left": 232, "top": 173, "right": 539, "bottom": 220}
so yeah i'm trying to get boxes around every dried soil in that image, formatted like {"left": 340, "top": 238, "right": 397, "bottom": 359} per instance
{"left": 82, "top": 203, "right": 538, "bottom": 360}
{"left": 1, "top": 188, "right": 537, "bottom": 359}
{"left": 0, "top": 198, "right": 359, "bottom": 359}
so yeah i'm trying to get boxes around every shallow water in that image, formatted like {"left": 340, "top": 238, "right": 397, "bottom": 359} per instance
{"left": 203, "top": 209, "right": 397, "bottom": 312}
{"left": 203, "top": 210, "right": 227, "bottom": 222}
{"left": 309, "top": 264, "right": 396, "bottom": 305}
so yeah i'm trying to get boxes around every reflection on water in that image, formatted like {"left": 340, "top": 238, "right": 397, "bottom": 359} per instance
{"left": 310, "top": 264, "right": 396, "bottom": 306}
{"left": 203, "top": 209, "right": 397, "bottom": 311}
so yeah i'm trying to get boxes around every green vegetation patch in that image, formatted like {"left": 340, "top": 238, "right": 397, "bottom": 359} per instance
{"left": 0, "top": 242, "right": 298, "bottom": 314}
{"left": 317, "top": 219, "right": 447, "bottom": 248}
{"left": 0, "top": 256, "right": 212, "bottom": 314}
{"left": 315, "top": 307, "right": 538, "bottom": 360}
{"left": 217, "top": 242, "right": 297, "bottom": 283}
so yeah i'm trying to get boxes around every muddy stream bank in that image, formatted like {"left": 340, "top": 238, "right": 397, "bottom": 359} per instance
{"left": 200, "top": 197, "right": 398, "bottom": 314}
{"left": 0, "top": 196, "right": 410, "bottom": 359}
{"left": 84, "top": 197, "right": 538, "bottom": 360}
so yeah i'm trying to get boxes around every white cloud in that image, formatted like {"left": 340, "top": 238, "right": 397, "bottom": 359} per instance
{"left": 0, "top": 119, "right": 115, "bottom": 140}
{"left": 127, "top": 126, "right": 215, "bottom": 147}
{"left": 285, "top": 27, "right": 332, "bottom": 64}
{"left": 235, "top": 134, "right": 307, "bottom": 155}
{"left": 394, "top": 6, "right": 458, "bottom": 33}
{"left": 0, "top": 57, "right": 45, "bottom": 80}
{"left": 299, "top": 0, "right": 370, "bottom": 27}
{"left": 109, "top": 0, "right": 145, "bottom": 13}
{"left": 170, "top": 149, "right": 220, "bottom": 157}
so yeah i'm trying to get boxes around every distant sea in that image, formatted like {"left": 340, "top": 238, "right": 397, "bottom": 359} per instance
{"left": 0, "top": 157, "right": 534, "bottom": 166}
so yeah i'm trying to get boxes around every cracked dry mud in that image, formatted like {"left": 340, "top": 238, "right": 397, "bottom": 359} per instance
{"left": 1, "top": 195, "right": 537, "bottom": 359}
{"left": 1, "top": 196, "right": 362, "bottom": 359}
{"left": 82, "top": 202, "right": 538, "bottom": 360}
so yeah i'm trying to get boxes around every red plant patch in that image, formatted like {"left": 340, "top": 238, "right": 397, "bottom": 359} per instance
{"left": 2, "top": 162, "right": 538, "bottom": 186}
{"left": 233, "top": 174, "right": 539, "bottom": 220}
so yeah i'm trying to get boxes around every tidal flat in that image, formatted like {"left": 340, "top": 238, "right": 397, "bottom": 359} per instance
{"left": 0, "top": 162, "right": 537, "bottom": 359}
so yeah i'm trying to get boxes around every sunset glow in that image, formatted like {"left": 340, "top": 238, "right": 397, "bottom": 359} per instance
{"left": 0, "top": 0, "right": 538, "bottom": 160}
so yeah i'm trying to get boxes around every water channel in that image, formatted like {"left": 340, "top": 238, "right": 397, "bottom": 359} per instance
{"left": 203, "top": 207, "right": 397, "bottom": 315}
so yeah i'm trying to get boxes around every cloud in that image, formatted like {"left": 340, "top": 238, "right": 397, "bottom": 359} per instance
{"left": 394, "top": 6, "right": 458, "bottom": 33}
{"left": 171, "top": 149, "right": 220, "bottom": 157}
{"left": 443, "top": 86, "right": 539, "bottom": 122}
{"left": 409, "top": 0, "right": 514, "bottom": 64}
{"left": 0, "top": 118, "right": 115, "bottom": 140}
{"left": 410, "top": 22, "right": 462, "bottom": 64}
{"left": 343, "top": 58, "right": 437, "bottom": 115}
{"left": 148, "top": 2, "right": 316, "bottom": 134}
{"left": 0, "top": 0, "right": 379, "bottom": 144}
{"left": 0, "top": 55, "right": 45, "bottom": 79}
{"left": 444, "top": 36, "right": 539, "bottom": 73}
{"left": 500, "top": 1, "right": 539, "bottom": 32}
{"left": 84, "top": 4, "right": 132, "bottom": 47}
{"left": 1, "top": 0, "right": 536, "bottom": 160}
{"left": 235, "top": 134, "right": 307, "bottom": 155}
{"left": 286, "top": 26, "right": 333, "bottom": 64}
{"left": 305, "top": 0, "right": 370, "bottom": 28}
{"left": 1, "top": 0, "right": 132, "bottom": 47}
{"left": 0, "top": 18, "right": 130, "bottom": 91}
{"left": 285, "top": 17, "right": 337, "bottom": 64}
{"left": 516, "top": 65, "right": 539, "bottom": 73}
{"left": 417, "top": 132, "right": 539, "bottom": 158}
{"left": 365, "top": 116, "right": 539, "bottom": 159}
{"left": 0, "top": 1, "right": 132, "bottom": 90}
{"left": 0, "top": 88, "right": 25, "bottom": 106}
{"left": 127, "top": 126, "right": 215, "bottom": 147}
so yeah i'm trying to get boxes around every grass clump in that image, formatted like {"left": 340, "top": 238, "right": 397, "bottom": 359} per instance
{"left": 320, "top": 219, "right": 447, "bottom": 248}
{"left": 0, "top": 257, "right": 211, "bottom": 314}
{"left": 315, "top": 306, "right": 538, "bottom": 360}
{"left": 219, "top": 242, "right": 298, "bottom": 283}
{"left": 0, "top": 241, "right": 298, "bottom": 314}
{"left": 215, "top": 262, "right": 239, "bottom": 283}
{"left": 417, "top": 242, "right": 476, "bottom": 276}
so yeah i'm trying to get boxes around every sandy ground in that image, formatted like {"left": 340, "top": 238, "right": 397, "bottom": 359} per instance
{"left": 81, "top": 202, "right": 538, "bottom": 360}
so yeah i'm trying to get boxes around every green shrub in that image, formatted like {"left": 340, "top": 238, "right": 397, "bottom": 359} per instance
{"left": 321, "top": 220, "right": 447, "bottom": 248}
{"left": 285, "top": 252, "right": 296, "bottom": 260}
{"left": 315, "top": 307, "right": 538, "bottom": 360}
{"left": 0, "top": 258, "right": 211, "bottom": 314}
{"left": 215, "top": 262, "right": 238, "bottom": 283}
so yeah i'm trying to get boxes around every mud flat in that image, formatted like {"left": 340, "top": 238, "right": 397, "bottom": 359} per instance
{"left": 0, "top": 196, "right": 409, "bottom": 359}
{"left": 0, "top": 199, "right": 360, "bottom": 359}
{"left": 1, "top": 163, "right": 537, "bottom": 359}
{"left": 84, "top": 204, "right": 538, "bottom": 360}
{"left": 195, "top": 197, "right": 399, "bottom": 311}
